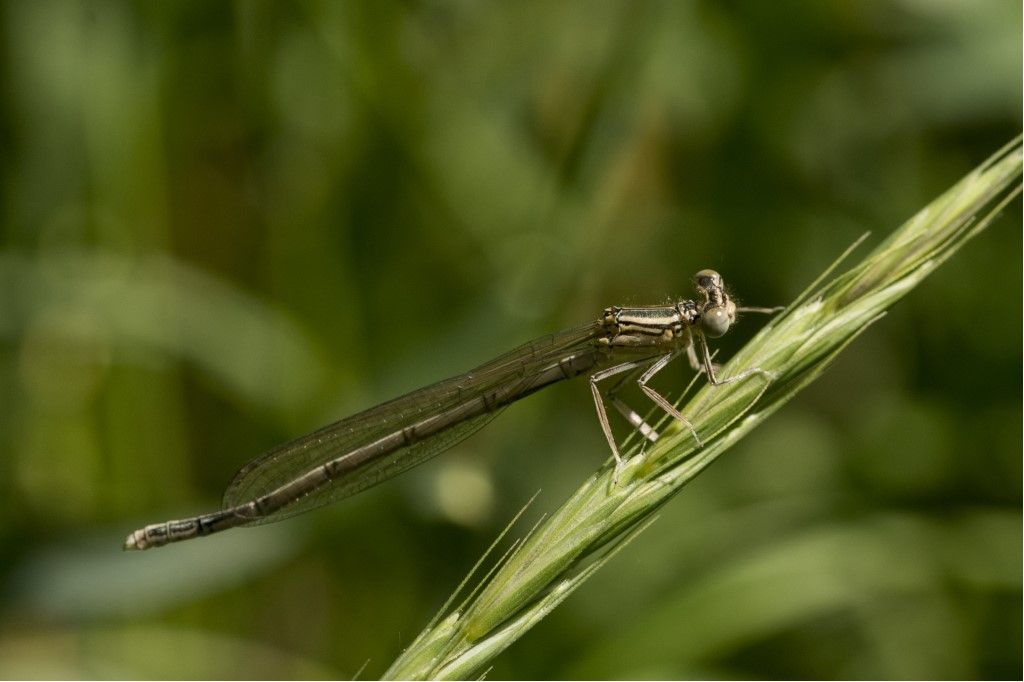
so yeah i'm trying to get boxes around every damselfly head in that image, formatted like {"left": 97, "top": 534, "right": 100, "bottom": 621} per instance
{"left": 693, "top": 269, "right": 723, "bottom": 290}
{"left": 692, "top": 269, "right": 736, "bottom": 338}
{"left": 701, "top": 302, "right": 736, "bottom": 337}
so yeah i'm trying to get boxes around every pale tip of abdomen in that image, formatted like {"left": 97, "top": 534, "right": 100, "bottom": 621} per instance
{"left": 123, "top": 529, "right": 147, "bottom": 551}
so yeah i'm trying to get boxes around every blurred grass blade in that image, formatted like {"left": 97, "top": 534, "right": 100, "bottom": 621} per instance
{"left": 382, "top": 137, "right": 1023, "bottom": 680}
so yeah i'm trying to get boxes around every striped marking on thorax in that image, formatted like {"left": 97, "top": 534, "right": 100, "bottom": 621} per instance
{"left": 600, "top": 305, "right": 691, "bottom": 349}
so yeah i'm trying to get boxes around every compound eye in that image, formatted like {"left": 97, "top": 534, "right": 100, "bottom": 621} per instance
{"left": 693, "top": 269, "right": 722, "bottom": 288}
{"left": 702, "top": 307, "right": 731, "bottom": 337}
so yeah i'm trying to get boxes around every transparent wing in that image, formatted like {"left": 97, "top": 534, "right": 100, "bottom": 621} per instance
{"left": 221, "top": 321, "right": 604, "bottom": 525}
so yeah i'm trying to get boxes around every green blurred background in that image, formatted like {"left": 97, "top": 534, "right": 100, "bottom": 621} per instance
{"left": 0, "top": 1, "right": 1020, "bottom": 679}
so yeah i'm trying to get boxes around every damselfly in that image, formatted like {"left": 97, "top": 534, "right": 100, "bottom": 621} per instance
{"left": 124, "top": 270, "right": 778, "bottom": 550}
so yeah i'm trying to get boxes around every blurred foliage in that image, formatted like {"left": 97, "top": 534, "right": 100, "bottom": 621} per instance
{"left": 0, "top": 1, "right": 1019, "bottom": 679}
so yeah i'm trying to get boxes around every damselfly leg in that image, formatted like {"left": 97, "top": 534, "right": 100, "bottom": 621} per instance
{"left": 590, "top": 351, "right": 703, "bottom": 482}
{"left": 607, "top": 366, "right": 662, "bottom": 444}
{"left": 697, "top": 305, "right": 783, "bottom": 386}
{"left": 598, "top": 303, "right": 783, "bottom": 483}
